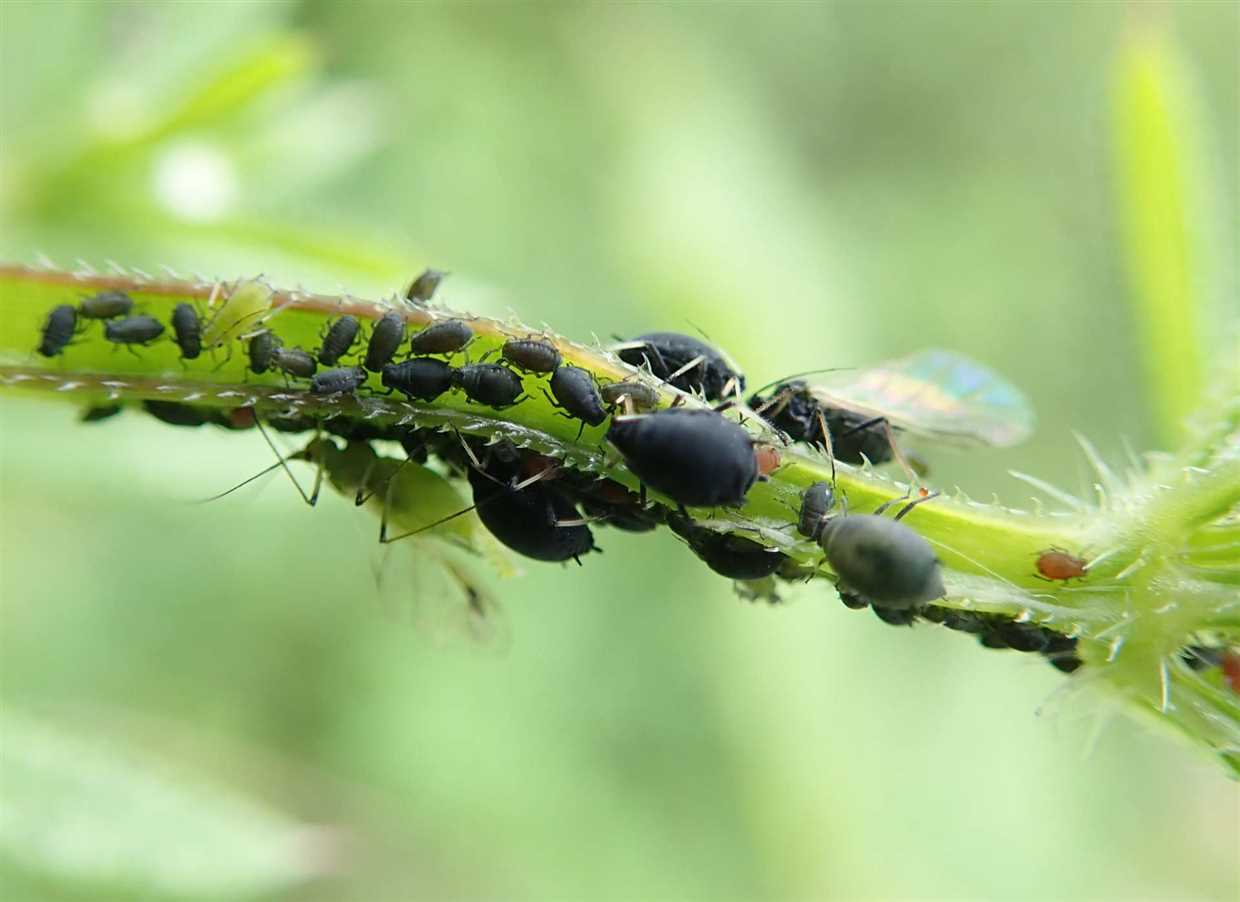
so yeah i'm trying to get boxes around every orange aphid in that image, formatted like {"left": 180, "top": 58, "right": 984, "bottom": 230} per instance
{"left": 1222, "top": 651, "right": 1240, "bottom": 695}
{"left": 1035, "top": 547, "right": 1088, "bottom": 582}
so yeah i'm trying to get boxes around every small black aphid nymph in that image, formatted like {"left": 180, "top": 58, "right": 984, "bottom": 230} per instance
{"left": 79, "top": 290, "right": 134, "bottom": 319}
{"left": 547, "top": 365, "right": 607, "bottom": 429}
{"left": 668, "top": 514, "right": 786, "bottom": 580}
{"left": 310, "top": 366, "right": 368, "bottom": 395}
{"left": 501, "top": 338, "right": 561, "bottom": 374}
{"left": 405, "top": 268, "right": 446, "bottom": 303}
{"left": 616, "top": 331, "right": 745, "bottom": 401}
{"left": 104, "top": 315, "right": 165, "bottom": 346}
{"left": 142, "top": 399, "right": 212, "bottom": 428}
{"left": 364, "top": 311, "right": 407, "bottom": 372}
{"left": 607, "top": 409, "right": 757, "bottom": 508}
{"left": 408, "top": 319, "right": 473, "bottom": 356}
{"left": 247, "top": 330, "right": 281, "bottom": 374}
{"left": 797, "top": 481, "right": 836, "bottom": 541}
{"left": 817, "top": 514, "right": 944, "bottom": 608}
{"left": 382, "top": 357, "right": 455, "bottom": 401}
{"left": 270, "top": 347, "right": 318, "bottom": 379}
{"left": 38, "top": 305, "right": 77, "bottom": 357}
{"left": 318, "top": 315, "right": 360, "bottom": 365}
{"left": 452, "top": 363, "right": 526, "bottom": 408}
{"left": 170, "top": 303, "right": 202, "bottom": 360}
{"left": 599, "top": 380, "right": 660, "bottom": 413}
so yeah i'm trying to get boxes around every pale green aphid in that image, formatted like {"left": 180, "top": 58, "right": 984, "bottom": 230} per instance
{"left": 201, "top": 279, "right": 274, "bottom": 350}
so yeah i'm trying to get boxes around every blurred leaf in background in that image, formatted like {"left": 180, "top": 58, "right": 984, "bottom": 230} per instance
{"left": 1, "top": 2, "right": 1237, "bottom": 900}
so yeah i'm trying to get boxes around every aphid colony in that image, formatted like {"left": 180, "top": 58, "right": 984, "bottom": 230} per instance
{"left": 50, "top": 288, "right": 1100, "bottom": 673}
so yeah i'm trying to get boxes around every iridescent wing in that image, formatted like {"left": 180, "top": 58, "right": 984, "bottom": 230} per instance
{"left": 803, "top": 349, "right": 1035, "bottom": 447}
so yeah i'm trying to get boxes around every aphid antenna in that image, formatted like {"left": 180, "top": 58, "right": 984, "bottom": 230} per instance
{"left": 745, "top": 367, "right": 857, "bottom": 401}
{"left": 195, "top": 459, "right": 285, "bottom": 503}
{"left": 665, "top": 354, "right": 707, "bottom": 384}
{"left": 1007, "top": 470, "right": 1088, "bottom": 513}
{"left": 922, "top": 535, "right": 1024, "bottom": 595}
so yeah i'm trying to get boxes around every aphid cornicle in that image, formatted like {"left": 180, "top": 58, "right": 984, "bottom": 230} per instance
{"left": 616, "top": 331, "right": 744, "bottom": 401}
{"left": 104, "top": 315, "right": 165, "bottom": 346}
{"left": 270, "top": 347, "right": 318, "bottom": 379}
{"left": 467, "top": 455, "right": 596, "bottom": 564}
{"left": 318, "top": 315, "right": 360, "bottom": 366}
{"left": 668, "top": 514, "right": 786, "bottom": 580}
{"left": 501, "top": 338, "right": 561, "bottom": 374}
{"left": 364, "top": 311, "right": 407, "bottom": 372}
{"left": 382, "top": 358, "right": 455, "bottom": 401}
{"left": 547, "top": 365, "right": 608, "bottom": 431}
{"left": 310, "top": 366, "right": 368, "bottom": 395}
{"left": 170, "top": 303, "right": 202, "bottom": 360}
{"left": 607, "top": 409, "right": 757, "bottom": 508}
{"left": 405, "top": 268, "right": 446, "bottom": 303}
{"left": 818, "top": 513, "right": 945, "bottom": 608}
{"left": 408, "top": 319, "right": 472, "bottom": 356}
{"left": 248, "top": 330, "right": 281, "bottom": 374}
{"left": 79, "top": 290, "right": 134, "bottom": 319}
{"left": 452, "top": 363, "right": 526, "bottom": 408}
{"left": 38, "top": 305, "right": 77, "bottom": 357}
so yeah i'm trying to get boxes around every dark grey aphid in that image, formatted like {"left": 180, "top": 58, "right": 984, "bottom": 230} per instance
{"left": 872, "top": 604, "right": 918, "bottom": 626}
{"left": 818, "top": 513, "right": 944, "bottom": 608}
{"left": 750, "top": 380, "right": 894, "bottom": 466}
{"left": 467, "top": 455, "right": 596, "bottom": 564}
{"left": 405, "top": 268, "right": 446, "bottom": 303}
{"left": 104, "top": 315, "right": 165, "bottom": 346}
{"left": 80, "top": 404, "right": 122, "bottom": 423}
{"left": 408, "top": 319, "right": 472, "bottom": 356}
{"left": 502, "top": 338, "right": 561, "bottom": 374}
{"left": 382, "top": 358, "right": 455, "bottom": 401}
{"left": 607, "top": 409, "right": 757, "bottom": 508}
{"left": 310, "top": 366, "right": 368, "bottom": 395}
{"left": 171, "top": 303, "right": 202, "bottom": 360}
{"left": 797, "top": 481, "right": 836, "bottom": 541}
{"left": 668, "top": 514, "right": 786, "bottom": 580}
{"left": 248, "top": 330, "right": 281, "bottom": 374}
{"left": 142, "top": 399, "right": 211, "bottom": 428}
{"left": 452, "top": 363, "right": 526, "bottom": 408}
{"left": 38, "top": 305, "right": 77, "bottom": 357}
{"left": 318, "top": 315, "right": 360, "bottom": 365}
{"left": 79, "top": 290, "right": 134, "bottom": 319}
{"left": 547, "top": 365, "right": 607, "bottom": 432}
{"left": 265, "top": 413, "right": 320, "bottom": 434}
{"left": 600, "top": 380, "right": 660, "bottom": 413}
{"left": 270, "top": 347, "right": 318, "bottom": 379}
{"left": 616, "top": 331, "right": 744, "bottom": 401}
{"left": 364, "top": 311, "right": 407, "bottom": 372}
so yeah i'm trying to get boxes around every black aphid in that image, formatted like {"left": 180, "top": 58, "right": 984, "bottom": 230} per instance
{"left": 408, "top": 319, "right": 473, "bottom": 356}
{"left": 310, "top": 366, "right": 368, "bottom": 395}
{"left": 547, "top": 365, "right": 607, "bottom": 432}
{"left": 248, "top": 330, "right": 281, "bottom": 374}
{"left": 382, "top": 357, "right": 455, "bottom": 401}
{"left": 749, "top": 379, "right": 893, "bottom": 465}
{"left": 38, "top": 305, "right": 77, "bottom": 357}
{"left": 170, "top": 303, "right": 202, "bottom": 360}
{"left": 104, "top": 315, "right": 165, "bottom": 346}
{"left": 79, "top": 290, "right": 134, "bottom": 319}
{"left": 270, "top": 347, "right": 318, "bottom": 379}
{"left": 797, "top": 481, "right": 836, "bottom": 541}
{"left": 467, "top": 454, "right": 596, "bottom": 564}
{"left": 405, "top": 268, "right": 446, "bottom": 303}
{"left": 607, "top": 409, "right": 757, "bottom": 508}
{"left": 502, "top": 338, "right": 561, "bottom": 374}
{"left": 668, "top": 514, "right": 786, "bottom": 580}
{"left": 818, "top": 513, "right": 944, "bottom": 608}
{"left": 616, "top": 331, "right": 744, "bottom": 401}
{"left": 364, "top": 311, "right": 407, "bottom": 372}
{"left": 452, "top": 363, "right": 526, "bottom": 408}
{"left": 142, "top": 399, "right": 211, "bottom": 427}
{"left": 80, "top": 404, "right": 122, "bottom": 423}
{"left": 872, "top": 604, "right": 919, "bottom": 626}
{"left": 318, "top": 315, "right": 360, "bottom": 365}
{"left": 599, "top": 380, "right": 660, "bottom": 413}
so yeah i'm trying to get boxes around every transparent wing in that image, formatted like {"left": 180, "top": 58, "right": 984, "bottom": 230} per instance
{"left": 804, "top": 349, "right": 1035, "bottom": 447}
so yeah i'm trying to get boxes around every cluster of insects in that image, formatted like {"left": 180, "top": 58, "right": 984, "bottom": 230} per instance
{"left": 47, "top": 285, "right": 1146, "bottom": 674}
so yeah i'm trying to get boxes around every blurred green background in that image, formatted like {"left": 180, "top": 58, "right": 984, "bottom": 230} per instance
{"left": 1, "top": 2, "right": 1237, "bottom": 900}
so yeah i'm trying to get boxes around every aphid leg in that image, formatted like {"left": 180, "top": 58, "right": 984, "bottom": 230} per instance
{"left": 254, "top": 417, "right": 318, "bottom": 506}
{"left": 196, "top": 459, "right": 285, "bottom": 503}
{"left": 815, "top": 409, "right": 838, "bottom": 489}
{"left": 753, "top": 387, "right": 792, "bottom": 419}
{"left": 666, "top": 354, "right": 706, "bottom": 385}
{"left": 877, "top": 418, "right": 922, "bottom": 490}
{"left": 892, "top": 491, "right": 941, "bottom": 522}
